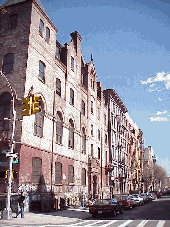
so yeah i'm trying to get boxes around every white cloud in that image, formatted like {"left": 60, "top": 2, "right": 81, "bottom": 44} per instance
{"left": 157, "top": 97, "right": 163, "bottom": 101}
{"left": 156, "top": 110, "right": 167, "bottom": 115}
{"left": 148, "top": 116, "right": 169, "bottom": 122}
{"left": 140, "top": 72, "right": 170, "bottom": 90}
{"left": 149, "top": 83, "right": 155, "bottom": 87}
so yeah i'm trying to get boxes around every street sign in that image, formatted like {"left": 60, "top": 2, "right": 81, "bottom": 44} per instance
{"left": 0, "top": 162, "right": 8, "bottom": 166}
{"left": 12, "top": 158, "right": 18, "bottom": 164}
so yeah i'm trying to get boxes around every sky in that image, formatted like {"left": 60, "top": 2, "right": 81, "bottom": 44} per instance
{"left": 1, "top": 0, "right": 170, "bottom": 175}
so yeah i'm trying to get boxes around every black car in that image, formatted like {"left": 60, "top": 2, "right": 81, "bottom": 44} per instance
{"left": 89, "top": 198, "right": 123, "bottom": 218}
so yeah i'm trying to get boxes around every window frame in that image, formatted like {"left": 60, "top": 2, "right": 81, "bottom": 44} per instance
{"left": 46, "top": 27, "right": 50, "bottom": 43}
{"left": 55, "top": 162, "right": 62, "bottom": 185}
{"left": 31, "top": 157, "right": 42, "bottom": 184}
{"left": 71, "top": 56, "right": 74, "bottom": 71}
{"left": 3, "top": 53, "right": 14, "bottom": 74}
{"left": 91, "top": 124, "right": 93, "bottom": 136}
{"left": 39, "top": 60, "right": 45, "bottom": 82}
{"left": 82, "top": 168, "right": 86, "bottom": 186}
{"left": 82, "top": 127, "right": 86, "bottom": 154}
{"left": 39, "top": 19, "right": 44, "bottom": 36}
{"left": 68, "top": 165, "right": 74, "bottom": 183}
{"left": 8, "top": 14, "right": 18, "bottom": 30}
{"left": 56, "top": 78, "right": 61, "bottom": 96}
{"left": 34, "top": 99, "right": 44, "bottom": 138}
{"left": 56, "top": 111, "right": 63, "bottom": 145}
{"left": 68, "top": 119, "right": 74, "bottom": 149}
{"left": 81, "top": 100, "right": 85, "bottom": 116}
{"left": 70, "top": 88, "right": 74, "bottom": 106}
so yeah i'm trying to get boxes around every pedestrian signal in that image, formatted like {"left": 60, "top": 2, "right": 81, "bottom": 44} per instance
{"left": 32, "top": 95, "right": 41, "bottom": 115}
{"left": 21, "top": 96, "right": 31, "bottom": 116}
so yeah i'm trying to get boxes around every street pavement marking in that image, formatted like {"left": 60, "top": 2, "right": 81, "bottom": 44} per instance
{"left": 82, "top": 220, "right": 111, "bottom": 226}
{"left": 156, "top": 220, "right": 165, "bottom": 227}
{"left": 136, "top": 220, "right": 148, "bottom": 227}
{"left": 116, "top": 220, "right": 133, "bottom": 227}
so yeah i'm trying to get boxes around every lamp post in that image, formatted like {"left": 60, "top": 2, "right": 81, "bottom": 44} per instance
{"left": 152, "top": 155, "right": 156, "bottom": 191}
{"left": 0, "top": 70, "right": 17, "bottom": 219}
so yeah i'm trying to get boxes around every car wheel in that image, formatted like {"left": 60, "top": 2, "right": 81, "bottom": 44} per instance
{"left": 112, "top": 209, "right": 116, "bottom": 217}
{"left": 120, "top": 207, "right": 123, "bottom": 214}
{"left": 92, "top": 213, "right": 97, "bottom": 218}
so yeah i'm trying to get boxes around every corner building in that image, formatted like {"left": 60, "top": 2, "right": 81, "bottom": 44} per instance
{"left": 0, "top": 0, "right": 109, "bottom": 211}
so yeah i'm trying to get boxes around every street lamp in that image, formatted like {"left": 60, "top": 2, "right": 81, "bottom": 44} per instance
{"left": 0, "top": 70, "right": 17, "bottom": 219}
{"left": 152, "top": 155, "right": 156, "bottom": 191}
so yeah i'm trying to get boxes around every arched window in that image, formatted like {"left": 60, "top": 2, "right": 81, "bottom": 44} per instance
{"left": 3, "top": 53, "right": 14, "bottom": 73}
{"left": 68, "top": 119, "right": 74, "bottom": 149}
{"left": 0, "top": 93, "right": 11, "bottom": 133}
{"left": 56, "top": 111, "right": 63, "bottom": 144}
{"left": 82, "top": 127, "right": 86, "bottom": 154}
{"left": 34, "top": 99, "right": 44, "bottom": 137}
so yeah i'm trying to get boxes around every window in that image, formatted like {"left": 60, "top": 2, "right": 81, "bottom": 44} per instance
{"left": 39, "top": 61, "right": 45, "bottom": 82}
{"left": 105, "top": 134, "right": 107, "bottom": 144}
{"left": 31, "top": 157, "right": 42, "bottom": 183}
{"left": 34, "top": 99, "right": 44, "bottom": 137}
{"left": 105, "top": 151, "right": 107, "bottom": 166}
{"left": 3, "top": 53, "right": 14, "bottom": 73}
{"left": 55, "top": 46, "right": 60, "bottom": 59}
{"left": 91, "top": 101, "right": 93, "bottom": 114}
{"left": 97, "top": 108, "right": 100, "bottom": 119}
{"left": 71, "top": 57, "right": 74, "bottom": 70}
{"left": 82, "top": 168, "right": 86, "bottom": 185}
{"left": 46, "top": 27, "right": 50, "bottom": 43}
{"left": 91, "top": 144, "right": 93, "bottom": 157}
{"left": 55, "top": 162, "right": 62, "bottom": 184}
{"left": 98, "top": 147, "right": 100, "bottom": 159}
{"left": 98, "top": 129, "right": 100, "bottom": 141}
{"left": 68, "top": 119, "right": 74, "bottom": 149}
{"left": 56, "top": 111, "right": 63, "bottom": 144}
{"left": 70, "top": 88, "right": 74, "bottom": 105}
{"left": 68, "top": 165, "right": 74, "bottom": 183}
{"left": 39, "top": 19, "right": 44, "bottom": 36}
{"left": 82, "top": 127, "right": 86, "bottom": 154}
{"left": 0, "top": 93, "right": 11, "bottom": 132}
{"left": 91, "top": 79, "right": 93, "bottom": 88}
{"left": 104, "top": 114, "right": 106, "bottom": 126}
{"left": 8, "top": 14, "right": 18, "bottom": 30}
{"left": 111, "top": 113, "right": 113, "bottom": 126}
{"left": 56, "top": 78, "right": 61, "bottom": 96}
{"left": 81, "top": 100, "right": 85, "bottom": 116}
{"left": 91, "top": 124, "right": 93, "bottom": 136}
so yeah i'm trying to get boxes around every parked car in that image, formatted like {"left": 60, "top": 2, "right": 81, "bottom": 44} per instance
{"left": 147, "top": 193, "right": 154, "bottom": 201}
{"left": 131, "top": 194, "right": 144, "bottom": 206}
{"left": 116, "top": 195, "right": 135, "bottom": 209}
{"left": 89, "top": 198, "right": 123, "bottom": 218}
{"left": 150, "top": 192, "right": 157, "bottom": 199}
{"left": 140, "top": 193, "right": 150, "bottom": 203}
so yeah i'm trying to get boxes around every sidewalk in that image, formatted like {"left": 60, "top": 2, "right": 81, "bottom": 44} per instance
{"left": 0, "top": 208, "right": 91, "bottom": 226}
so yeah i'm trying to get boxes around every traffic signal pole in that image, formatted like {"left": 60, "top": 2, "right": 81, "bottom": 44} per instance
{"left": 0, "top": 70, "right": 17, "bottom": 219}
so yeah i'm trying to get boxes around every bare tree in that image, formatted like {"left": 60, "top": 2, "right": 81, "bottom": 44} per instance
{"left": 153, "top": 164, "right": 168, "bottom": 191}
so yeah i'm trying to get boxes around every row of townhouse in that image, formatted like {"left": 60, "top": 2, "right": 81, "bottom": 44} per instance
{"left": 0, "top": 0, "right": 143, "bottom": 212}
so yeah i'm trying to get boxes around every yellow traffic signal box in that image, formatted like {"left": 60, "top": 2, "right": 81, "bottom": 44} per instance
{"left": 32, "top": 95, "right": 41, "bottom": 115}
{"left": 21, "top": 96, "right": 31, "bottom": 116}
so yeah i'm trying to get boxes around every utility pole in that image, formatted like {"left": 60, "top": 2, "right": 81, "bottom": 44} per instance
{"left": 0, "top": 70, "right": 17, "bottom": 219}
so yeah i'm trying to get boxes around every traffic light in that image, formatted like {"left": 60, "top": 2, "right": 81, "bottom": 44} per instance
{"left": 21, "top": 96, "right": 31, "bottom": 116}
{"left": 12, "top": 170, "right": 17, "bottom": 180}
{"left": 5, "top": 170, "right": 8, "bottom": 180}
{"left": 32, "top": 95, "right": 41, "bottom": 115}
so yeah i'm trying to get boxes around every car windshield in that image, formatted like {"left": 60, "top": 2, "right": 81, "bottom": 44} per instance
{"left": 93, "top": 199, "right": 116, "bottom": 205}
{"left": 132, "top": 195, "right": 138, "bottom": 198}
{"left": 119, "top": 196, "right": 129, "bottom": 200}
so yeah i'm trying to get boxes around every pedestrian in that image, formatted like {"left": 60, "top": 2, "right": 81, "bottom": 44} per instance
{"left": 15, "top": 192, "right": 25, "bottom": 218}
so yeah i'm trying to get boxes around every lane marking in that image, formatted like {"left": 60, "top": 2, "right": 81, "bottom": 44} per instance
{"left": 156, "top": 220, "right": 166, "bottom": 227}
{"left": 117, "top": 220, "right": 133, "bottom": 227}
{"left": 136, "top": 220, "right": 148, "bottom": 227}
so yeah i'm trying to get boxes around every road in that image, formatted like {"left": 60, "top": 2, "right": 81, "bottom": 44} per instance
{"left": 0, "top": 196, "right": 170, "bottom": 226}
{"left": 63, "top": 195, "right": 170, "bottom": 227}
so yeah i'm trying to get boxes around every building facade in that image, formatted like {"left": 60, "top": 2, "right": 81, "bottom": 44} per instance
{"left": 0, "top": 0, "right": 145, "bottom": 212}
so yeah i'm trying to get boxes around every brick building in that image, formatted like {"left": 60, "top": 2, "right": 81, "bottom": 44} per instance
{"left": 0, "top": 0, "right": 110, "bottom": 211}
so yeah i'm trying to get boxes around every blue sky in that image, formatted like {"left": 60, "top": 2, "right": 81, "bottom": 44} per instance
{"left": 1, "top": 0, "right": 170, "bottom": 175}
